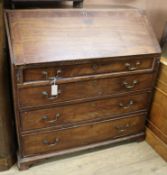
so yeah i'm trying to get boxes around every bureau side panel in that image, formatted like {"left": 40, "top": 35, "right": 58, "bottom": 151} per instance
{"left": 4, "top": 12, "right": 24, "bottom": 158}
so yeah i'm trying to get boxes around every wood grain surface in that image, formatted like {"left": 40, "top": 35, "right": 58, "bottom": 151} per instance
{"left": 18, "top": 73, "right": 154, "bottom": 109}
{"left": 22, "top": 57, "right": 155, "bottom": 82}
{"left": 20, "top": 92, "right": 150, "bottom": 132}
{"left": 4, "top": 0, "right": 167, "bottom": 41}
{"left": 146, "top": 128, "right": 167, "bottom": 162}
{"left": 0, "top": 1, "right": 16, "bottom": 171}
{"left": 5, "top": 9, "right": 161, "bottom": 169}
{"left": 147, "top": 51, "right": 167, "bottom": 161}
{"left": 6, "top": 9, "right": 160, "bottom": 66}
{"left": 22, "top": 114, "right": 145, "bottom": 156}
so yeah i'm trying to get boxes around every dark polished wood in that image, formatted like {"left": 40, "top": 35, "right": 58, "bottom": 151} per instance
{"left": 7, "top": 9, "right": 160, "bottom": 66}
{"left": 0, "top": 2, "right": 16, "bottom": 171}
{"left": 18, "top": 132, "right": 145, "bottom": 170}
{"left": 5, "top": 9, "right": 161, "bottom": 170}
{"left": 23, "top": 57, "right": 155, "bottom": 82}
{"left": 18, "top": 73, "right": 154, "bottom": 109}
{"left": 22, "top": 114, "right": 145, "bottom": 157}
{"left": 21, "top": 92, "right": 150, "bottom": 132}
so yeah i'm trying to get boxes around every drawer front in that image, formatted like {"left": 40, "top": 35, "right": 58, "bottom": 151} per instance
{"left": 18, "top": 73, "right": 154, "bottom": 108}
{"left": 22, "top": 114, "right": 145, "bottom": 156}
{"left": 22, "top": 57, "right": 154, "bottom": 82}
{"left": 21, "top": 93, "right": 150, "bottom": 131}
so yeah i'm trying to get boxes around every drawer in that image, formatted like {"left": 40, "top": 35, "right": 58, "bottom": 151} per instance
{"left": 18, "top": 73, "right": 154, "bottom": 108}
{"left": 22, "top": 113, "right": 145, "bottom": 156}
{"left": 21, "top": 93, "right": 150, "bottom": 131}
{"left": 22, "top": 57, "right": 155, "bottom": 82}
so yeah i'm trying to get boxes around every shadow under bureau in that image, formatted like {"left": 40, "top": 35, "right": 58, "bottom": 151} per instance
{"left": 5, "top": 9, "right": 161, "bottom": 170}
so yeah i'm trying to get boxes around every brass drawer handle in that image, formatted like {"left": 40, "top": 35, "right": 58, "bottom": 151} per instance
{"left": 42, "top": 90, "right": 61, "bottom": 100}
{"left": 42, "top": 113, "right": 61, "bottom": 123}
{"left": 115, "top": 122, "right": 137, "bottom": 133}
{"left": 42, "top": 69, "right": 62, "bottom": 80}
{"left": 119, "top": 100, "right": 134, "bottom": 109}
{"left": 125, "top": 61, "right": 141, "bottom": 71}
{"left": 123, "top": 80, "right": 138, "bottom": 89}
{"left": 43, "top": 138, "right": 60, "bottom": 147}
{"left": 115, "top": 123, "right": 130, "bottom": 133}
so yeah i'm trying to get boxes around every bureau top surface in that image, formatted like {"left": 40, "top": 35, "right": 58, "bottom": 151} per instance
{"left": 6, "top": 9, "right": 161, "bottom": 66}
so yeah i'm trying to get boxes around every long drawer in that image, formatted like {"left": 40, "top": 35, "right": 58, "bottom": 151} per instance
{"left": 18, "top": 73, "right": 154, "bottom": 108}
{"left": 20, "top": 92, "right": 150, "bottom": 131}
{"left": 22, "top": 57, "right": 155, "bottom": 82}
{"left": 22, "top": 113, "right": 145, "bottom": 156}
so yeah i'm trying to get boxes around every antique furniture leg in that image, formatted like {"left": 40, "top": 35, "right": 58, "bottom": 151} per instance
{"left": 73, "top": 0, "right": 83, "bottom": 8}
{"left": 18, "top": 163, "right": 31, "bottom": 171}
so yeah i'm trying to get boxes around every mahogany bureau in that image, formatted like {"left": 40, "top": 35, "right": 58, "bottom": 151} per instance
{"left": 5, "top": 9, "right": 161, "bottom": 170}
